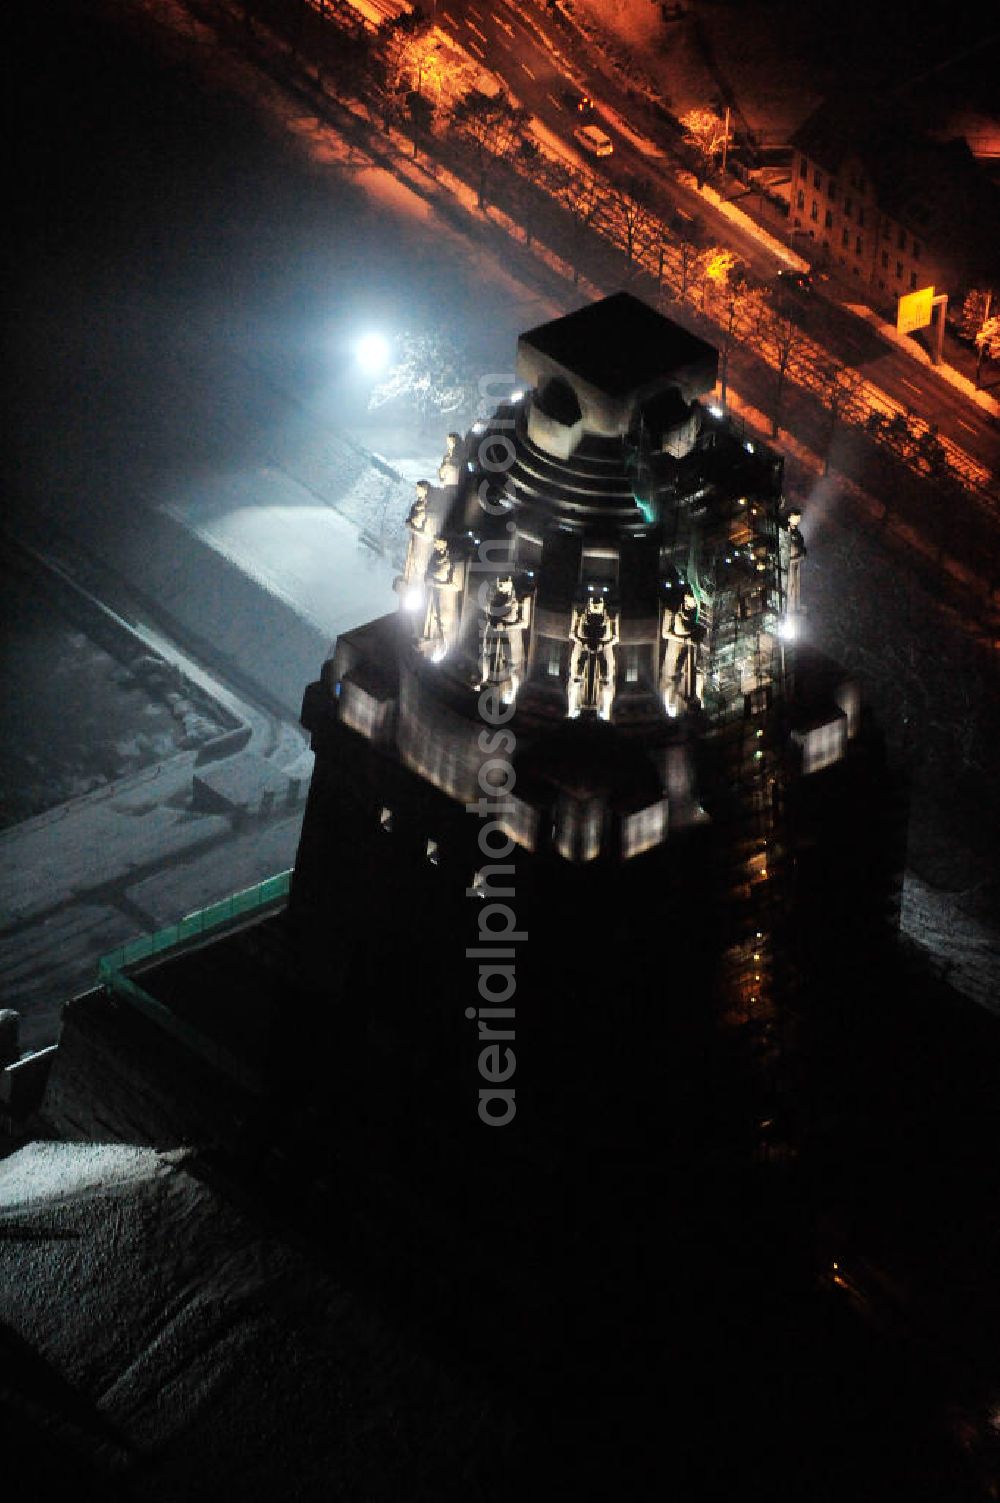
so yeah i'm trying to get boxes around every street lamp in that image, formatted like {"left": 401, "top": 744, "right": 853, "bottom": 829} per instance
{"left": 355, "top": 333, "right": 391, "bottom": 375}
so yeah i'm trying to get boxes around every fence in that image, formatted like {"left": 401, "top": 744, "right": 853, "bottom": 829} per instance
{"left": 96, "top": 870, "right": 293, "bottom": 1094}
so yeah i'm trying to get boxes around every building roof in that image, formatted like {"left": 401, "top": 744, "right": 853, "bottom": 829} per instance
{"left": 519, "top": 293, "right": 718, "bottom": 400}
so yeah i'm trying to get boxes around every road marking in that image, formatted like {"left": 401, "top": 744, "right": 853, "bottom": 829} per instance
{"left": 468, "top": 38, "right": 486, "bottom": 57}
{"left": 547, "top": 91, "right": 562, "bottom": 110}
{"left": 899, "top": 377, "right": 921, "bottom": 393}
{"left": 441, "top": 12, "right": 458, "bottom": 27}
{"left": 468, "top": 3, "right": 483, "bottom": 15}
{"left": 494, "top": 15, "right": 515, "bottom": 36}
{"left": 521, "top": 61, "right": 536, "bottom": 78}
{"left": 957, "top": 418, "right": 978, "bottom": 433}
{"left": 467, "top": 19, "right": 487, "bottom": 41}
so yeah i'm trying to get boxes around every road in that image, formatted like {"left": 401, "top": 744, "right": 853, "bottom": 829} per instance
{"left": 434, "top": 0, "right": 1000, "bottom": 482}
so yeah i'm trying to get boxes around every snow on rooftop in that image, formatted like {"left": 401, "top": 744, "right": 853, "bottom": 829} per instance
{"left": 0, "top": 1141, "right": 164, "bottom": 1211}
{"left": 0, "top": 1142, "right": 501, "bottom": 1495}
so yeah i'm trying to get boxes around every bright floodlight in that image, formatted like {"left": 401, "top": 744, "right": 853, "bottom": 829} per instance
{"left": 779, "top": 616, "right": 797, "bottom": 641}
{"left": 403, "top": 585, "right": 423, "bottom": 612}
{"left": 356, "top": 333, "right": 391, "bottom": 375}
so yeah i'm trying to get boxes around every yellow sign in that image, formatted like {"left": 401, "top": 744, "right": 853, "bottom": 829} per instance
{"left": 897, "top": 285, "right": 935, "bottom": 335}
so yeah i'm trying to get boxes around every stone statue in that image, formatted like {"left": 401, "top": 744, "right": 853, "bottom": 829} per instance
{"left": 783, "top": 508, "right": 806, "bottom": 614}
{"left": 438, "top": 432, "right": 462, "bottom": 487}
{"left": 568, "top": 594, "right": 618, "bottom": 721}
{"left": 478, "top": 575, "right": 528, "bottom": 706}
{"left": 661, "top": 589, "right": 700, "bottom": 716}
{"left": 423, "top": 537, "right": 462, "bottom": 658}
{"left": 401, "top": 480, "right": 433, "bottom": 593}
{"left": 406, "top": 480, "right": 431, "bottom": 535}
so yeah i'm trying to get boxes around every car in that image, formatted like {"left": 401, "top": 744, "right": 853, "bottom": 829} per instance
{"left": 776, "top": 269, "right": 813, "bottom": 293}
{"left": 562, "top": 89, "right": 595, "bottom": 118}
{"left": 574, "top": 124, "right": 614, "bottom": 159}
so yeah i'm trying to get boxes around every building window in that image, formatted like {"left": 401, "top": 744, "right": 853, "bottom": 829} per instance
{"left": 796, "top": 189, "right": 804, "bottom": 211}
{"left": 547, "top": 645, "right": 561, "bottom": 677}
{"left": 799, "top": 156, "right": 808, "bottom": 177}
{"left": 622, "top": 799, "right": 668, "bottom": 860}
{"left": 912, "top": 240, "right": 921, "bottom": 261}
{"left": 895, "top": 261, "right": 902, "bottom": 279}
{"left": 881, "top": 250, "right": 889, "bottom": 270}
{"left": 813, "top": 170, "right": 822, "bottom": 189}
{"left": 877, "top": 278, "right": 885, "bottom": 290}
{"left": 828, "top": 180, "right": 838, "bottom": 202}
{"left": 910, "top": 271, "right": 917, "bottom": 290}
{"left": 844, "top": 197, "right": 853, "bottom": 219}
{"left": 897, "top": 228, "right": 906, "bottom": 250}
{"left": 855, "top": 234, "right": 863, "bottom": 255}
{"left": 822, "top": 238, "right": 830, "bottom": 252}
{"left": 857, "top": 207, "right": 865, "bottom": 227}
{"left": 824, "top": 209, "right": 832, "bottom": 229}
{"left": 841, "top": 227, "right": 850, "bottom": 249}
{"left": 810, "top": 200, "right": 818, "bottom": 222}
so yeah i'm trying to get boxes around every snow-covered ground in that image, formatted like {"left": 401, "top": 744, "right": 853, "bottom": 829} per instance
{"left": 162, "top": 470, "right": 399, "bottom": 639}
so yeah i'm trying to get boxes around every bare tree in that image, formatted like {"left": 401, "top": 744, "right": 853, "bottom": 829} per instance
{"left": 675, "top": 235, "right": 704, "bottom": 304}
{"left": 556, "top": 168, "right": 607, "bottom": 285}
{"left": 815, "top": 359, "right": 864, "bottom": 475}
{"left": 378, "top": 11, "right": 433, "bottom": 95}
{"left": 452, "top": 90, "right": 530, "bottom": 211}
{"left": 609, "top": 176, "right": 654, "bottom": 267}
{"left": 698, "top": 246, "right": 737, "bottom": 312}
{"left": 957, "top": 288, "right": 995, "bottom": 388}
{"left": 368, "top": 330, "right": 476, "bottom": 431}
{"left": 975, "top": 313, "right": 1000, "bottom": 388}
{"left": 755, "top": 293, "right": 810, "bottom": 438}
{"left": 708, "top": 275, "right": 763, "bottom": 403}
{"left": 679, "top": 108, "right": 728, "bottom": 186}
{"left": 406, "top": 90, "right": 435, "bottom": 162}
{"left": 514, "top": 140, "right": 580, "bottom": 248}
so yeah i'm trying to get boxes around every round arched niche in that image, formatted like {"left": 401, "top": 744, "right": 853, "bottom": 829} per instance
{"left": 527, "top": 375, "right": 584, "bottom": 460}
{"left": 638, "top": 386, "right": 702, "bottom": 459}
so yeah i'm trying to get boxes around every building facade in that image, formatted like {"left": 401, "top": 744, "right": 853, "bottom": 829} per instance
{"left": 789, "top": 101, "right": 1000, "bottom": 310}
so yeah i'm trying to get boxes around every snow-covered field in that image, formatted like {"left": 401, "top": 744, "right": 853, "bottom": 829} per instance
{"left": 163, "top": 470, "right": 400, "bottom": 640}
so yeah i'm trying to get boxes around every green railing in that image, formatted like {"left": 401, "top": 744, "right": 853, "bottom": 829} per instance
{"left": 98, "top": 870, "right": 292, "bottom": 979}
{"left": 96, "top": 869, "right": 293, "bottom": 1095}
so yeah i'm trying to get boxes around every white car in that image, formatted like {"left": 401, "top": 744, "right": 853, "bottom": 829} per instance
{"left": 574, "top": 124, "right": 613, "bottom": 158}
